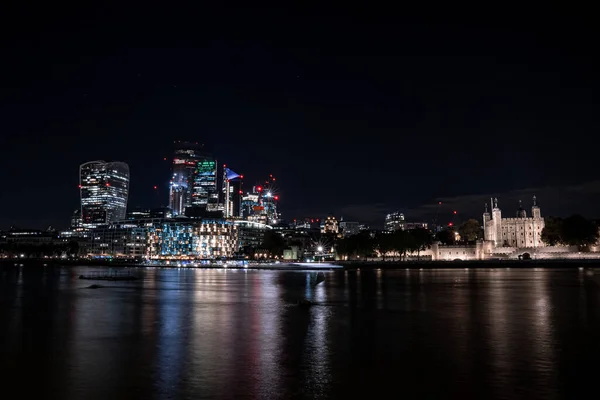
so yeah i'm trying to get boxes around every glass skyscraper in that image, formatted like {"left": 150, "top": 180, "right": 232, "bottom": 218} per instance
{"left": 169, "top": 142, "right": 219, "bottom": 215}
{"left": 80, "top": 161, "right": 130, "bottom": 227}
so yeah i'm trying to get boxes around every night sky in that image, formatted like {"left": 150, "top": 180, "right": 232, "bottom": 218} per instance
{"left": 2, "top": 4, "right": 599, "bottom": 229}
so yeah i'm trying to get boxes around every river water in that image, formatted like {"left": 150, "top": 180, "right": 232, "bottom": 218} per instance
{"left": 1, "top": 266, "right": 600, "bottom": 399}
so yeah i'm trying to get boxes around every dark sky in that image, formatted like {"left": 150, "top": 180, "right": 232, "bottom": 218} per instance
{"left": 1, "top": 4, "right": 599, "bottom": 229}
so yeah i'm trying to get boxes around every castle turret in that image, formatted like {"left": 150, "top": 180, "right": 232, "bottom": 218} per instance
{"left": 517, "top": 200, "right": 527, "bottom": 218}
{"left": 492, "top": 198, "right": 502, "bottom": 246}
{"left": 531, "top": 195, "right": 541, "bottom": 219}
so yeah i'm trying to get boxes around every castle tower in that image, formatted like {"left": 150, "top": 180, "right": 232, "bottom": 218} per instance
{"left": 492, "top": 197, "right": 502, "bottom": 246}
{"left": 517, "top": 200, "right": 527, "bottom": 218}
{"left": 483, "top": 201, "right": 493, "bottom": 242}
{"left": 531, "top": 195, "right": 541, "bottom": 219}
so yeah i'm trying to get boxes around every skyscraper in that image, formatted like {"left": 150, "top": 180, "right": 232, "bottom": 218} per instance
{"left": 222, "top": 166, "right": 243, "bottom": 218}
{"left": 169, "top": 142, "right": 203, "bottom": 216}
{"left": 191, "top": 157, "right": 218, "bottom": 209}
{"left": 80, "top": 161, "right": 129, "bottom": 227}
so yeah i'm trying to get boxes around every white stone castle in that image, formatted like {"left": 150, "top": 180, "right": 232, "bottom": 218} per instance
{"left": 483, "top": 196, "right": 545, "bottom": 248}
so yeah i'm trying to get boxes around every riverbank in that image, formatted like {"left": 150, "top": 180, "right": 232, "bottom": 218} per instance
{"left": 0, "top": 259, "right": 342, "bottom": 271}
{"left": 339, "top": 258, "right": 600, "bottom": 270}
{"left": 2, "top": 258, "right": 600, "bottom": 270}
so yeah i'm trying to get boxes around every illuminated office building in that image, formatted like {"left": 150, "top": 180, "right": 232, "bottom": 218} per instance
{"left": 146, "top": 219, "right": 238, "bottom": 259}
{"left": 192, "top": 158, "right": 219, "bottom": 210}
{"left": 222, "top": 166, "right": 243, "bottom": 218}
{"left": 242, "top": 175, "right": 280, "bottom": 225}
{"left": 80, "top": 161, "right": 130, "bottom": 227}
{"left": 385, "top": 211, "right": 405, "bottom": 231}
{"left": 241, "top": 191, "right": 260, "bottom": 220}
{"left": 169, "top": 142, "right": 204, "bottom": 216}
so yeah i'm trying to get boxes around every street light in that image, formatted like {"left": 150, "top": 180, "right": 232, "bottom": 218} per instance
{"left": 317, "top": 246, "right": 324, "bottom": 252}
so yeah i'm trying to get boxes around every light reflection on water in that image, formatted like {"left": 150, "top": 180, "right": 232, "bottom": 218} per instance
{"left": 1, "top": 267, "right": 600, "bottom": 399}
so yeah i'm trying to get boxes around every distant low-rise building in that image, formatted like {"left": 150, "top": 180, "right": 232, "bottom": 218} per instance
{"left": 339, "top": 220, "right": 360, "bottom": 237}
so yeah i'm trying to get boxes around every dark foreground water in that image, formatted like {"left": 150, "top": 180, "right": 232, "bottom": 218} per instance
{"left": 1, "top": 266, "right": 600, "bottom": 399}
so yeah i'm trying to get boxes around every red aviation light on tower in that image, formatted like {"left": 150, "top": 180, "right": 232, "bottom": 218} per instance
{"left": 153, "top": 186, "right": 158, "bottom": 190}
{"left": 240, "top": 175, "right": 244, "bottom": 179}
{"left": 239, "top": 190, "right": 243, "bottom": 194}
{"left": 78, "top": 184, "right": 82, "bottom": 188}
{"left": 453, "top": 210, "right": 457, "bottom": 215}
{"left": 257, "top": 186, "right": 263, "bottom": 192}
{"left": 105, "top": 183, "right": 110, "bottom": 187}
{"left": 274, "top": 196, "right": 279, "bottom": 201}
{"left": 448, "top": 222, "right": 453, "bottom": 227}
{"left": 223, "top": 164, "right": 227, "bottom": 168}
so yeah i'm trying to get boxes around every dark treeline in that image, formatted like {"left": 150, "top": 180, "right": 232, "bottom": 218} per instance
{"left": 0, "top": 241, "right": 79, "bottom": 258}
{"left": 337, "top": 228, "right": 433, "bottom": 260}
{"left": 541, "top": 215, "right": 599, "bottom": 249}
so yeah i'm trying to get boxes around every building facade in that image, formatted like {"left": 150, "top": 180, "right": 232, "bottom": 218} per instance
{"left": 222, "top": 167, "right": 243, "bottom": 218}
{"left": 385, "top": 212, "right": 405, "bottom": 231}
{"left": 80, "top": 161, "right": 130, "bottom": 227}
{"left": 192, "top": 158, "right": 219, "bottom": 209}
{"left": 169, "top": 142, "right": 209, "bottom": 216}
{"left": 87, "top": 222, "right": 147, "bottom": 258}
{"left": 483, "top": 197, "right": 545, "bottom": 248}
{"left": 321, "top": 216, "right": 339, "bottom": 234}
{"left": 405, "top": 222, "right": 428, "bottom": 230}
{"left": 147, "top": 219, "right": 238, "bottom": 259}
{"left": 339, "top": 220, "right": 360, "bottom": 237}
{"left": 234, "top": 220, "right": 272, "bottom": 250}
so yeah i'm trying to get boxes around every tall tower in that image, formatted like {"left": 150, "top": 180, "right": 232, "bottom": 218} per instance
{"left": 222, "top": 166, "right": 243, "bottom": 218}
{"left": 80, "top": 161, "right": 129, "bottom": 227}
{"left": 491, "top": 197, "right": 502, "bottom": 246}
{"left": 169, "top": 142, "right": 204, "bottom": 216}
{"left": 192, "top": 156, "right": 218, "bottom": 209}
{"left": 531, "top": 195, "right": 541, "bottom": 219}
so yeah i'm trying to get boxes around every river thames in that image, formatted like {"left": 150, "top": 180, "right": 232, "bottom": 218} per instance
{"left": 1, "top": 266, "right": 599, "bottom": 399}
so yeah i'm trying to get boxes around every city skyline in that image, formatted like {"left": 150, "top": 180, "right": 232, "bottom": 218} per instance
{"left": 2, "top": 5, "right": 600, "bottom": 229}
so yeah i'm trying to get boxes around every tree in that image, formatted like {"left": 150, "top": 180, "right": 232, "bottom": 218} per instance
{"left": 458, "top": 219, "right": 481, "bottom": 243}
{"left": 391, "top": 230, "right": 412, "bottom": 260}
{"left": 260, "top": 230, "right": 286, "bottom": 257}
{"left": 560, "top": 215, "right": 599, "bottom": 249}
{"left": 541, "top": 217, "right": 563, "bottom": 246}
{"left": 335, "top": 232, "right": 374, "bottom": 260}
{"left": 67, "top": 241, "right": 80, "bottom": 257}
{"left": 375, "top": 232, "right": 395, "bottom": 259}
{"left": 408, "top": 228, "right": 433, "bottom": 258}
{"left": 435, "top": 228, "right": 456, "bottom": 245}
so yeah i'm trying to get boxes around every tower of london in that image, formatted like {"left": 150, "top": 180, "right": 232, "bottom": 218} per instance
{"left": 483, "top": 196, "right": 545, "bottom": 248}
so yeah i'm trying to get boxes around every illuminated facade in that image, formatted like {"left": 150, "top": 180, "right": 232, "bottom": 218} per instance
{"left": 192, "top": 158, "right": 219, "bottom": 209}
{"left": 321, "top": 216, "right": 339, "bottom": 234}
{"left": 234, "top": 220, "right": 272, "bottom": 250}
{"left": 241, "top": 175, "right": 280, "bottom": 225}
{"left": 405, "top": 222, "right": 428, "bottom": 230}
{"left": 222, "top": 166, "right": 243, "bottom": 218}
{"left": 261, "top": 174, "right": 280, "bottom": 224}
{"left": 241, "top": 191, "right": 260, "bottom": 220}
{"left": 147, "top": 219, "right": 238, "bottom": 259}
{"left": 385, "top": 212, "right": 405, "bottom": 231}
{"left": 80, "top": 161, "right": 130, "bottom": 227}
{"left": 483, "top": 197, "right": 545, "bottom": 248}
{"left": 87, "top": 222, "right": 147, "bottom": 258}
